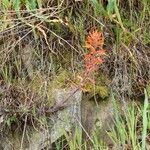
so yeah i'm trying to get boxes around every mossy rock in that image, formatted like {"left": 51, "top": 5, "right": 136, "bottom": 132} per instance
{"left": 83, "top": 73, "right": 110, "bottom": 100}
{"left": 50, "top": 70, "right": 72, "bottom": 89}
{"left": 30, "top": 69, "right": 110, "bottom": 104}
{"left": 96, "top": 85, "right": 109, "bottom": 99}
{"left": 84, "top": 83, "right": 109, "bottom": 100}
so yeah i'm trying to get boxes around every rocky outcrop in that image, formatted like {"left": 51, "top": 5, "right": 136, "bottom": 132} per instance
{"left": 0, "top": 87, "right": 82, "bottom": 150}
{"left": 0, "top": 86, "right": 115, "bottom": 149}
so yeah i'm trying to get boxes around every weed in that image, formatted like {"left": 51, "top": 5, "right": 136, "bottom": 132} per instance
{"left": 0, "top": 0, "right": 150, "bottom": 149}
{"left": 108, "top": 91, "right": 150, "bottom": 150}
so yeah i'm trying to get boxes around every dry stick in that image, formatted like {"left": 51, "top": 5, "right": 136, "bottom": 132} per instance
{"left": 1, "top": 12, "right": 58, "bottom": 67}
{"left": 20, "top": 95, "right": 34, "bottom": 150}
{"left": 41, "top": 25, "right": 79, "bottom": 53}
{"left": 75, "top": 116, "right": 94, "bottom": 144}
{"left": 20, "top": 115, "right": 28, "bottom": 150}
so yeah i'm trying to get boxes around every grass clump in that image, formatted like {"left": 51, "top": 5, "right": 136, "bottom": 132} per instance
{"left": 52, "top": 91, "right": 150, "bottom": 149}
{"left": 109, "top": 91, "right": 150, "bottom": 150}
{"left": 0, "top": 0, "right": 150, "bottom": 149}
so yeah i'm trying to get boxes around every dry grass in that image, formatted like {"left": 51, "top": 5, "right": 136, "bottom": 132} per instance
{"left": 0, "top": 0, "right": 150, "bottom": 148}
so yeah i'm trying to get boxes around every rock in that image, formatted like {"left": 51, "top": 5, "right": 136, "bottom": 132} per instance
{"left": 0, "top": 86, "right": 115, "bottom": 149}
{"left": 94, "top": 101, "right": 114, "bottom": 145}
{"left": 81, "top": 96, "right": 114, "bottom": 145}
{"left": 0, "top": 87, "right": 82, "bottom": 150}
{"left": 28, "top": 129, "right": 51, "bottom": 150}
{"left": 50, "top": 88, "right": 82, "bottom": 143}
{"left": 28, "top": 87, "right": 82, "bottom": 149}
{"left": 21, "top": 44, "right": 33, "bottom": 79}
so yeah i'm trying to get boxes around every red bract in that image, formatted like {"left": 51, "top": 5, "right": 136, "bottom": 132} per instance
{"left": 86, "top": 30, "right": 104, "bottom": 49}
{"left": 84, "top": 29, "right": 106, "bottom": 75}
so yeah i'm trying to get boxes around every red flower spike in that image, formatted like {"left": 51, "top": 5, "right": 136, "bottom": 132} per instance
{"left": 86, "top": 30, "right": 104, "bottom": 49}
{"left": 84, "top": 29, "right": 106, "bottom": 76}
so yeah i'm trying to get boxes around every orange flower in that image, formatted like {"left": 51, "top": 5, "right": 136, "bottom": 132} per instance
{"left": 85, "top": 30, "right": 104, "bottom": 49}
{"left": 84, "top": 29, "right": 106, "bottom": 75}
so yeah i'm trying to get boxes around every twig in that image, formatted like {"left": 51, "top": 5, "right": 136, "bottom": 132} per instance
{"left": 20, "top": 115, "right": 28, "bottom": 150}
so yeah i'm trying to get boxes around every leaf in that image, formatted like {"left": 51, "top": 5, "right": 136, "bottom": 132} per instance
{"left": 26, "top": 0, "right": 37, "bottom": 10}
{"left": 30, "top": 0, "right": 37, "bottom": 9}
{"left": 141, "top": 89, "right": 149, "bottom": 150}
{"left": 13, "top": 0, "right": 21, "bottom": 16}
{"left": 107, "top": 0, "right": 125, "bottom": 30}
{"left": 146, "top": 83, "right": 150, "bottom": 99}
{"left": 2, "top": 0, "right": 11, "bottom": 9}
{"left": 90, "top": 0, "right": 105, "bottom": 15}
{"left": 37, "top": 0, "right": 42, "bottom": 8}
{"left": 107, "top": 0, "right": 116, "bottom": 16}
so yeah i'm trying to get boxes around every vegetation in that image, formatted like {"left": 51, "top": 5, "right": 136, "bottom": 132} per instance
{"left": 0, "top": 0, "right": 149, "bottom": 149}
{"left": 54, "top": 93, "right": 150, "bottom": 150}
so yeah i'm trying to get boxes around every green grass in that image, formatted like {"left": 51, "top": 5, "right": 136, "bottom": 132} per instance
{"left": 0, "top": 0, "right": 150, "bottom": 149}
{"left": 141, "top": 89, "right": 149, "bottom": 150}
{"left": 51, "top": 91, "right": 150, "bottom": 149}
{"left": 108, "top": 91, "right": 150, "bottom": 150}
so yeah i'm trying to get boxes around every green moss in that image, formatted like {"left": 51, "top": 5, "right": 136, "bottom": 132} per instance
{"left": 84, "top": 73, "right": 110, "bottom": 100}
{"left": 96, "top": 85, "right": 109, "bottom": 99}
{"left": 84, "top": 83, "right": 109, "bottom": 100}
{"left": 30, "top": 69, "right": 110, "bottom": 104}
{"left": 50, "top": 70, "right": 72, "bottom": 89}
{"left": 46, "top": 70, "right": 72, "bottom": 105}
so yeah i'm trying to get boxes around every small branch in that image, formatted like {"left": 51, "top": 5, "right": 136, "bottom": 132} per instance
{"left": 20, "top": 115, "right": 28, "bottom": 150}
